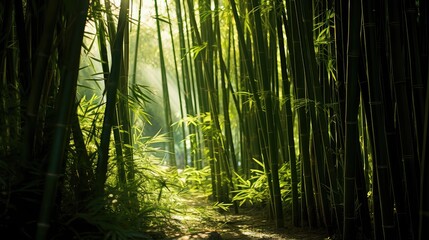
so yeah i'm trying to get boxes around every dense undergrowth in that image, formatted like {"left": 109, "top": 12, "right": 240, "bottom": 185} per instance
{"left": 57, "top": 93, "right": 292, "bottom": 238}
{"left": 42, "top": 95, "right": 280, "bottom": 239}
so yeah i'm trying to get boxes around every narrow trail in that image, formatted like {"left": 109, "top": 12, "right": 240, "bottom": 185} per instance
{"left": 163, "top": 194, "right": 329, "bottom": 240}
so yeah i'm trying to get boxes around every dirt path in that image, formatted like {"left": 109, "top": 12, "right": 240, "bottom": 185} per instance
{"left": 164, "top": 194, "right": 329, "bottom": 240}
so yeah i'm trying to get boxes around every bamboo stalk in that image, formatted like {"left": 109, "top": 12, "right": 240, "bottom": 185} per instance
{"left": 276, "top": 0, "right": 299, "bottom": 226}
{"left": 22, "top": 0, "right": 60, "bottom": 166}
{"left": 36, "top": 1, "right": 89, "bottom": 239}
{"left": 164, "top": 0, "right": 188, "bottom": 168}
{"left": 95, "top": 0, "right": 129, "bottom": 196}
{"left": 342, "top": 0, "right": 361, "bottom": 238}
{"left": 154, "top": 0, "right": 176, "bottom": 166}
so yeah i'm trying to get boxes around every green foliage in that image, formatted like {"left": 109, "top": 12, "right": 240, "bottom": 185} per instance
{"left": 57, "top": 94, "right": 186, "bottom": 238}
{"left": 278, "top": 162, "right": 295, "bottom": 208}
{"left": 233, "top": 167, "right": 269, "bottom": 206}
{"left": 232, "top": 159, "right": 296, "bottom": 208}
{"left": 76, "top": 95, "right": 105, "bottom": 147}
{"left": 177, "top": 166, "right": 212, "bottom": 193}
{"left": 188, "top": 42, "right": 208, "bottom": 59}
{"left": 212, "top": 201, "right": 233, "bottom": 212}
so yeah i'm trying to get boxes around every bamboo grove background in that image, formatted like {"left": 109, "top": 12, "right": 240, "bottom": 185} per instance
{"left": 0, "top": 0, "right": 428, "bottom": 239}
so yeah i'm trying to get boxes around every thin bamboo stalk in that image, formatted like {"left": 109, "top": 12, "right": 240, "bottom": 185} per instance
{"left": 276, "top": 0, "right": 299, "bottom": 226}
{"left": 95, "top": 0, "right": 129, "bottom": 196}
{"left": 175, "top": 0, "right": 197, "bottom": 167}
{"left": 164, "top": 0, "right": 188, "bottom": 167}
{"left": 154, "top": 0, "right": 176, "bottom": 166}
{"left": 331, "top": 2, "right": 347, "bottom": 233}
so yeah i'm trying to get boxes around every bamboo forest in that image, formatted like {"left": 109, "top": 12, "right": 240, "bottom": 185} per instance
{"left": 1, "top": 0, "right": 428, "bottom": 239}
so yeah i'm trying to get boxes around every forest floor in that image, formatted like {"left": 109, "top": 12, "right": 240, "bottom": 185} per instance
{"left": 161, "top": 194, "right": 330, "bottom": 240}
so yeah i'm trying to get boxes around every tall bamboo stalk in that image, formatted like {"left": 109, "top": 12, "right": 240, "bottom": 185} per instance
{"left": 164, "top": 0, "right": 188, "bottom": 167}
{"left": 22, "top": 0, "right": 60, "bottom": 165}
{"left": 154, "top": 0, "right": 176, "bottom": 167}
{"left": 95, "top": 0, "right": 129, "bottom": 196}
{"left": 342, "top": 0, "right": 361, "bottom": 238}
{"left": 36, "top": 1, "right": 89, "bottom": 239}
{"left": 94, "top": 0, "right": 128, "bottom": 193}
{"left": 174, "top": 0, "right": 196, "bottom": 167}
{"left": 331, "top": 2, "right": 347, "bottom": 234}
{"left": 276, "top": 0, "right": 299, "bottom": 226}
